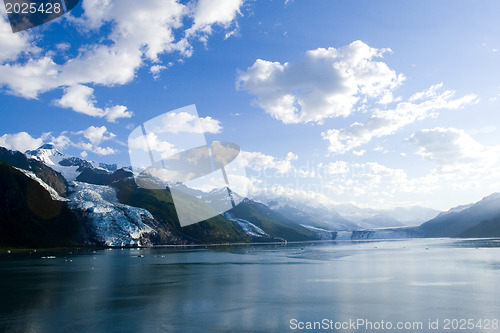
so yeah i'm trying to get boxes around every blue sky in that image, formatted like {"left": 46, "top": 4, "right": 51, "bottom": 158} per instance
{"left": 1, "top": 0, "right": 500, "bottom": 210}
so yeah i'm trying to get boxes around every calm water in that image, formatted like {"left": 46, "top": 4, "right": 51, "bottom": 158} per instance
{"left": 1, "top": 239, "right": 500, "bottom": 333}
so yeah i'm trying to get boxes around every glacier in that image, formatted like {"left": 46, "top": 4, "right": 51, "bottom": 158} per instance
{"left": 67, "top": 181, "right": 155, "bottom": 247}
{"left": 231, "top": 218, "right": 269, "bottom": 238}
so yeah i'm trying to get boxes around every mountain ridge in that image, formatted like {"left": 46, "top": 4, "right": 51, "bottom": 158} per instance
{"left": 2, "top": 144, "right": 500, "bottom": 247}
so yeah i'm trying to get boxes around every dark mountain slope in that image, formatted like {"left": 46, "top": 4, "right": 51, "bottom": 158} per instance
{"left": 0, "top": 147, "right": 68, "bottom": 196}
{"left": 112, "top": 178, "right": 251, "bottom": 244}
{"left": 459, "top": 217, "right": 500, "bottom": 238}
{"left": 418, "top": 193, "right": 500, "bottom": 237}
{"left": 228, "top": 199, "right": 322, "bottom": 241}
{"left": 0, "top": 161, "right": 78, "bottom": 247}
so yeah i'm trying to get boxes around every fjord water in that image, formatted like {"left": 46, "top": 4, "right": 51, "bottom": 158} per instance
{"left": 1, "top": 239, "right": 500, "bottom": 332}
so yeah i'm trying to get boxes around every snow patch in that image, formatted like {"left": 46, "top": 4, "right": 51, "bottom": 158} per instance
{"left": 231, "top": 218, "right": 269, "bottom": 238}
{"left": 15, "top": 167, "right": 68, "bottom": 201}
{"left": 67, "top": 181, "right": 155, "bottom": 246}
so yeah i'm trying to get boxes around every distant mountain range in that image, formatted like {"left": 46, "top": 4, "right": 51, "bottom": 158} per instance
{"left": 418, "top": 193, "right": 500, "bottom": 238}
{"left": 0, "top": 144, "right": 499, "bottom": 248}
{"left": 259, "top": 196, "right": 439, "bottom": 230}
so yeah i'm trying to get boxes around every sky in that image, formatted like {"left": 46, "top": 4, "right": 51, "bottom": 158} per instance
{"left": 1, "top": 0, "right": 500, "bottom": 211}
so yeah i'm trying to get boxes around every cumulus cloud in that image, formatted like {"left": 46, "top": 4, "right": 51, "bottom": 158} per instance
{"left": 323, "top": 161, "right": 409, "bottom": 196}
{"left": 0, "top": 0, "right": 246, "bottom": 117}
{"left": 256, "top": 184, "right": 336, "bottom": 208}
{"left": 240, "top": 151, "right": 298, "bottom": 174}
{"left": 0, "top": 132, "right": 43, "bottom": 152}
{"left": 408, "top": 127, "right": 500, "bottom": 166}
{"left": 236, "top": 40, "right": 405, "bottom": 124}
{"left": 322, "top": 84, "right": 478, "bottom": 154}
{"left": 104, "top": 105, "right": 133, "bottom": 123}
{"left": 56, "top": 85, "right": 133, "bottom": 122}
{"left": 150, "top": 64, "right": 167, "bottom": 79}
{"left": 128, "top": 132, "right": 179, "bottom": 159}
{"left": 56, "top": 85, "right": 103, "bottom": 118}
{"left": 0, "top": 125, "right": 118, "bottom": 157}
{"left": 149, "top": 111, "right": 222, "bottom": 134}
{"left": 77, "top": 126, "right": 116, "bottom": 145}
{"left": 188, "top": 0, "right": 244, "bottom": 36}
{"left": 0, "top": 15, "right": 37, "bottom": 62}
{"left": 318, "top": 161, "right": 349, "bottom": 175}
{"left": 43, "top": 133, "right": 72, "bottom": 150}
{"left": 71, "top": 126, "right": 117, "bottom": 155}
{"left": 89, "top": 146, "right": 116, "bottom": 156}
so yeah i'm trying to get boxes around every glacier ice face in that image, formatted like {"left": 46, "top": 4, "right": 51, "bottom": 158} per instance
{"left": 350, "top": 228, "right": 414, "bottom": 240}
{"left": 67, "top": 181, "right": 155, "bottom": 246}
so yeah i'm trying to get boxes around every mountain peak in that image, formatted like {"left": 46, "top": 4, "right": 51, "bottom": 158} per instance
{"left": 26, "top": 143, "right": 65, "bottom": 166}
{"left": 28, "top": 143, "right": 64, "bottom": 156}
{"left": 38, "top": 143, "right": 56, "bottom": 150}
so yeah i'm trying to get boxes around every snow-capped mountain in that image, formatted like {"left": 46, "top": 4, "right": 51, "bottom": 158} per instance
{"left": 26, "top": 144, "right": 124, "bottom": 181}
{"left": 264, "top": 197, "right": 359, "bottom": 231}
{"left": 0, "top": 145, "right": 330, "bottom": 246}
{"left": 257, "top": 195, "right": 439, "bottom": 231}
{"left": 4, "top": 143, "right": 499, "bottom": 247}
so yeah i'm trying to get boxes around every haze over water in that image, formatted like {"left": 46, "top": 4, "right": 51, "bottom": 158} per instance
{"left": 1, "top": 239, "right": 500, "bottom": 332}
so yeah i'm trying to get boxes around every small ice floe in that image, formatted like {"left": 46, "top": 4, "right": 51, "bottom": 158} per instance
{"left": 41, "top": 256, "right": 56, "bottom": 259}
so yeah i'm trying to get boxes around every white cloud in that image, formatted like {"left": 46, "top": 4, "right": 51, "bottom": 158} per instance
{"left": 322, "top": 84, "right": 478, "bottom": 154}
{"left": 56, "top": 85, "right": 103, "bottom": 117}
{"left": 72, "top": 126, "right": 117, "bottom": 155}
{"left": 128, "top": 132, "right": 179, "bottom": 159}
{"left": 236, "top": 40, "right": 405, "bottom": 124}
{"left": 56, "top": 85, "right": 133, "bottom": 122}
{"left": 353, "top": 150, "right": 366, "bottom": 156}
{"left": 0, "top": 132, "right": 43, "bottom": 152}
{"left": 255, "top": 184, "right": 336, "bottom": 208}
{"left": 150, "top": 64, "right": 167, "bottom": 79}
{"left": 78, "top": 126, "right": 116, "bottom": 145}
{"left": 104, "top": 105, "right": 133, "bottom": 123}
{"left": 91, "top": 146, "right": 116, "bottom": 156}
{"left": 0, "top": 57, "right": 59, "bottom": 99}
{"left": 155, "top": 111, "right": 222, "bottom": 134}
{"left": 319, "top": 161, "right": 349, "bottom": 175}
{"left": 0, "top": 14, "right": 38, "bottom": 62}
{"left": 74, "top": 142, "right": 117, "bottom": 156}
{"left": 55, "top": 43, "right": 71, "bottom": 51}
{"left": 42, "top": 133, "right": 72, "bottom": 150}
{"left": 324, "top": 162, "right": 408, "bottom": 196}
{"left": 0, "top": 128, "right": 118, "bottom": 157}
{"left": 0, "top": 0, "right": 246, "bottom": 117}
{"left": 240, "top": 151, "right": 298, "bottom": 174}
{"left": 188, "top": 0, "right": 244, "bottom": 36}
{"left": 408, "top": 127, "right": 500, "bottom": 166}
